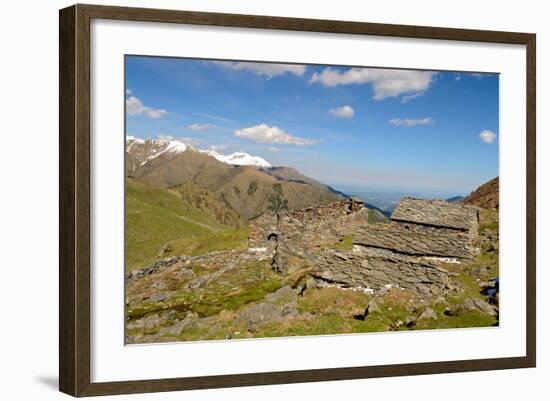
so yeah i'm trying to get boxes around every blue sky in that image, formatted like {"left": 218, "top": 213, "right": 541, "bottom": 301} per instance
{"left": 126, "top": 56, "right": 499, "bottom": 196}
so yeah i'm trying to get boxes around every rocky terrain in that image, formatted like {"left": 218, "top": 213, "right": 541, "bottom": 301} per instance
{"left": 125, "top": 172, "right": 500, "bottom": 343}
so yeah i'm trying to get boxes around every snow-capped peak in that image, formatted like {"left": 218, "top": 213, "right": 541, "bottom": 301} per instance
{"left": 126, "top": 137, "right": 271, "bottom": 168}
{"left": 126, "top": 136, "right": 145, "bottom": 151}
{"left": 203, "top": 150, "right": 271, "bottom": 168}
{"left": 223, "top": 152, "right": 272, "bottom": 168}
{"left": 158, "top": 140, "right": 188, "bottom": 154}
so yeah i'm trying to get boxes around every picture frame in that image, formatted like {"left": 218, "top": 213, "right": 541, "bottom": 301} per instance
{"left": 59, "top": 3, "right": 536, "bottom": 397}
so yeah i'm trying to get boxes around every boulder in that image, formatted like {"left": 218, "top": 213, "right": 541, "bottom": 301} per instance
{"left": 369, "top": 298, "right": 383, "bottom": 313}
{"left": 234, "top": 303, "right": 282, "bottom": 329}
{"left": 265, "top": 285, "right": 297, "bottom": 304}
{"left": 418, "top": 307, "right": 438, "bottom": 321}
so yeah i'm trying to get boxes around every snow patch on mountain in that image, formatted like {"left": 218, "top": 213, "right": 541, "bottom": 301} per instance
{"left": 126, "top": 137, "right": 271, "bottom": 168}
{"left": 203, "top": 150, "right": 271, "bottom": 168}
{"left": 126, "top": 136, "right": 145, "bottom": 152}
{"left": 156, "top": 140, "right": 188, "bottom": 155}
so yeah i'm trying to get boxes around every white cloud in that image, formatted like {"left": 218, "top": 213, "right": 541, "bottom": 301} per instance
{"left": 209, "top": 144, "right": 232, "bottom": 152}
{"left": 125, "top": 96, "right": 143, "bottom": 115}
{"left": 401, "top": 92, "right": 423, "bottom": 103}
{"left": 479, "top": 130, "right": 497, "bottom": 144}
{"left": 470, "top": 73, "right": 488, "bottom": 79}
{"left": 328, "top": 105, "right": 355, "bottom": 118}
{"left": 181, "top": 137, "right": 202, "bottom": 146}
{"left": 234, "top": 124, "right": 319, "bottom": 145}
{"left": 126, "top": 96, "right": 167, "bottom": 118}
{"left": 156, "top": 134, "right": 201, "bottom": 146}
{"left": 310, "top": 68, "right": 436, "bottom": 100}
{"left": 157, "top": 134, "right": 174, "bottom": 141}
{"left": 266, "top": 146, "right": 280, "bottom": 153}
{"left": 126, "top": 89, "right": 132, "bottom": 95}
{"left": 187, "top": 123, "right": 217, "bottom": 131}
{"left": 389, "top": 117, "right": 434, "bottom": 127}
{"left": 143, "top": 108, "right": 168, "bottom": 118}
{"left": 212, "top": 61, "right": 306, "bottom": 79}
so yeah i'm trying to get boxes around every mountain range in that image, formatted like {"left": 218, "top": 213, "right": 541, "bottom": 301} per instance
{"left": 126, "top": 138, "right": 341, "bottom": 219}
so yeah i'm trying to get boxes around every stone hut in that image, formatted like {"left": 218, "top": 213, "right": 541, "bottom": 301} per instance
{"left": 353, "top": 198, "right": 480, "bottom": 260}
{"left": 310, "top": 198, "right": 480, "bottom": 296}
{"left": 250, "top": 196, "right": 480, "bottom": 296}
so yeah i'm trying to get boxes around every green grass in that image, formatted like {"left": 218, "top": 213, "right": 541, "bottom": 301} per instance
{"left": 165, "top": 230, "right": 248, "bottom": 259}
{"left": 127, "top": 194, "right": 500, "bottom": 342}
{"left": 478, "top": 208, "right": 499, "bottom": 232}
{"left": 324, "top": 234, "right": 354, "bottom": 250}
{"left": 445, "top": 208, "right": 500, "bottom": 286}
{"left": 411, "top": 304, "right": 496, "bottom": 330}
{"left": 367, "top": 209, "right": 390, "bottom": 224}
{"left": 192, "top": 278, "right": 282, "bottom": 317}
{"left": 125, "top": 178, "right": 248, "bottom": 271}
{"left": 127, "top": 259, "right": 282, "bottom": 322}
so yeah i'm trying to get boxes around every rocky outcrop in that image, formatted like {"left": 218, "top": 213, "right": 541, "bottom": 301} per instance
{"left": 127, "top": 248, "right": 273, "bottom": 284}
{"left": 233, "top": 286, "right": 299, "bottom": 330}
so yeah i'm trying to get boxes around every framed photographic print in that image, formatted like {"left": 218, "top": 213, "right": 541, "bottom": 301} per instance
{"left": 59, "top": 4, "right": 536, "bottom": 397}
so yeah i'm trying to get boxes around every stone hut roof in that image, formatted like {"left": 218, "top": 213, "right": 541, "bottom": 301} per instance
{"left": 353, "top": 224, "right": 473, "bottom": 259}
{"left": 391, "top": 197, "right": 478, "bottom": 231}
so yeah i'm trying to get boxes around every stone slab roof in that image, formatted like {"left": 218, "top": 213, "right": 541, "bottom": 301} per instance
{"left": 391, "top": 197, "right": 478, "bottom": 231}
{"left": 353, "top": 223, "right": 473, "bottom": 259}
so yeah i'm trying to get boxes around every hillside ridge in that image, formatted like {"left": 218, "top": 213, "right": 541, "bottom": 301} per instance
{"left": 464, "top": 176, "right": 499, "bottom": 209}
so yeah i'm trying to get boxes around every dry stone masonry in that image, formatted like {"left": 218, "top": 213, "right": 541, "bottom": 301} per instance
{"left": 249, "top": 196, "right": 480, "bottom": 296}
{"left": 311, "top": 247, "right": 451, "bottom": 296}
{"left": 391, "top": 197, "right": 479, "bottom": 235}
{"left": 249, "top": 198, "right": 369, "bottom": 274}
{"left": 353, "top": 223, "right": 473, "bottom": 259}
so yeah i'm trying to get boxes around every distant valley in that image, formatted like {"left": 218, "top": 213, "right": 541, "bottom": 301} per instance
{"left": 330, "top": 185, "right": 467, "bottom": 214}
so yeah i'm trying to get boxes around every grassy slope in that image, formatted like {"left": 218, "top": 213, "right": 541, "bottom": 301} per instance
{"left": 169, "top": 181, "right": 244, "bottom": 229}
{"left": 172, "top": 209, "right": 499, "bottom": 340}
{"left": 126, "top": 199, "right": 499, "bottom": 341}
{"left": 126, "top": 178, "right": 247, "bottom": 271}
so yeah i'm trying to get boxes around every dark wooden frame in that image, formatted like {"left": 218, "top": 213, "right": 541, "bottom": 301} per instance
{"left": 59, "top": 3, "right": 536, "bottom": 397}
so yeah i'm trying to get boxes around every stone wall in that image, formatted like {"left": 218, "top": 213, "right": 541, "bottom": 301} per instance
{"left": 248, "top": 212, "right": 279, "bottom": 251}
{"left": 311, "top": 246, "right": 451, "bottom": 296}
{"left": 248, "top": 197, "right": 366, "bottom": 250}
{"left": 249, "top": 198, "right": 369, "bottom": 274}
{"left": 353, "top": 224, "right": 475, "bottom": 259}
